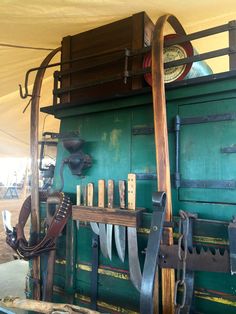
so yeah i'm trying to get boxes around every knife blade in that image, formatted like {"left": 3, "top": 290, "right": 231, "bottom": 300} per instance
{"left": 87, "top": 183, "right": 100, "bottom": 235}
{"left": 98, "top": 179, "right": 109, "bottom": 258}
{"left": 114, "top": 180, "right": 126, "bottom": 262}
{"left": 127, "top": 173, "right": 142, "bottom": 291}
{"left": 2, "top": 210, "right": 13, "bottom": 233}
{"left": 107, "top": 179, "right": 114, "bottom": 260}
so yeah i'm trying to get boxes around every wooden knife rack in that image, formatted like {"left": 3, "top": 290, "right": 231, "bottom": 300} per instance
{"left": 72, "top": 205, "right": 144, "bottom": 228}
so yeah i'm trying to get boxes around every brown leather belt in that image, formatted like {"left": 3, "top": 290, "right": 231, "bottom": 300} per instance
{"left": 6, "top": 191, "right": 71, "bottom": 259}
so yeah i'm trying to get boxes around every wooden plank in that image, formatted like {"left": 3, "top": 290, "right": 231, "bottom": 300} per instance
{"left": 131, "top": 12, "right": 154, "bottom": 90}
{"left": 60, "top": 36, "right": 71, "bottom": 104}
{"left": 131, "top": 12, "right": 145, "bottom": 90}
{"left": 72, "top": 206, "right": 144, "bottom": 228}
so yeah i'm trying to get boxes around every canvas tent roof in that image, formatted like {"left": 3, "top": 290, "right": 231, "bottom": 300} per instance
{"left": 1, "top": 0, "right": 236, "bottom": 157}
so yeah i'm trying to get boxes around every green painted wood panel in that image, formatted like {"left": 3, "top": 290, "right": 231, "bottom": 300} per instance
{"left": 178, "top": 99, "right": 236, "bottom": 203}
{"left": 38, "top": 74, "right": 236, "bottom": 313}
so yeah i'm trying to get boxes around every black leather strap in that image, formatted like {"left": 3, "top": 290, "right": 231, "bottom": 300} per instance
{"left": 90, "top": 233, "right": 99, "bottom": 310}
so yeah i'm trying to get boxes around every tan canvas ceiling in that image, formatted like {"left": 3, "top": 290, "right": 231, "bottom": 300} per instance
{"left": 1, "top": 0, "right": 236, "bottom": 157}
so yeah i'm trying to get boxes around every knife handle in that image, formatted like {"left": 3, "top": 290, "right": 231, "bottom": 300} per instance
{"left": 83, "top": 185, "right": 87, "bottom": 206}
{"left": 98, "top": 180, "right": 105, "bottom": 208}
{"left": 107, "top": 179, "right": 114, "bottom": 209}
{"left": 87, "top": 183, "right": 94, "bottom": 207}
{"left": 119, "top": 180, "right": 126, "bottom": 209}
{"left": 76, "top": 185, "right": 81, "bottom": 206}
{"left": 128, "top": 174, "right": 136, "bottom": 211}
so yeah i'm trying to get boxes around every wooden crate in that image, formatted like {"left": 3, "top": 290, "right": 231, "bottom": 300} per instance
{"left": 59, "top": 11, "right": 154, "bottom": 105}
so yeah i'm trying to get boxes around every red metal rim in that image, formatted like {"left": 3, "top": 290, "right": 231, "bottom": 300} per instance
{"left": 143, "top": 34, "right": 194, "bottom": 85}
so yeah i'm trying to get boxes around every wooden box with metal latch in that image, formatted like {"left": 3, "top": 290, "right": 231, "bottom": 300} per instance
{"left": 57, "top": 11, "right": 154, "bottom": 105}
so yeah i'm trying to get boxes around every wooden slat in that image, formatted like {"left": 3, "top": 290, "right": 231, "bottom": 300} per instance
{"left": 131, "top": 12, "right": 145, "bottom": 90}
{"left": 72, "top": 206, "right": 144, "bottom": 228}
{"left": 60, "top": 36, "right": 71, "bottom": 104}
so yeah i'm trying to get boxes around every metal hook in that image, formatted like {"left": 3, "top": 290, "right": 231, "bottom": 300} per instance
{"left": 18, "top": 52, "right": 61, "bottom": 100}
{"left": 19, "top": 68, "right": 34, "bottom": 99}
{"left": 19, "top": 83, "right": 28, "bottom": 99}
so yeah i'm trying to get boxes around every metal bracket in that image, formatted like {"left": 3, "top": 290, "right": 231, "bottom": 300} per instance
{"left": 140, "top": 191, "right": 166, "bottom": 314}
{"left": 180, "top": 179, "right": 236, "bottom": 189}
{"left": 221, "top": 145, "right": 236, "bottom": 153}
{"left": 135, "top": 173, "right": 157, "bottom": 180}
{"left": 132, "top": 127, "right": 154, "bottom": 135}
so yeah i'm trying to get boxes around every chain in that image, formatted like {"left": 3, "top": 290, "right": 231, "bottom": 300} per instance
{"left": 174, "top": 210, "right": 190, "bottom": 314}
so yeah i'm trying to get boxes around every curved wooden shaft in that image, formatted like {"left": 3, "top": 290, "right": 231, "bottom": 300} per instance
{"left": 30, "top": 47, "right": 61, "bottom": 299}
{"left": 151, "top": 14, "right": 186, "bottom": 314}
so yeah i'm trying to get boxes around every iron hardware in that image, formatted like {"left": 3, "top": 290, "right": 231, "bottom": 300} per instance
{"left": 135, "top": 173, "right": 157, "bottom": 180}
{"left": 132, "top": 126, "right": 154, "bottom": 135}
{"left": 179, "top": 179, "right": 236, "bottom": 189}
{"left": 221, "top": 145, "right": 236, "bottom": 153}
{"left": 181, "top": 112, "right": 236, "bottom": 125}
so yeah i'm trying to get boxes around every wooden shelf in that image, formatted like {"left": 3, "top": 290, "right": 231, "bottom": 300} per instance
{"left": 72, "top": 205, "right": 144, "bottom": 228}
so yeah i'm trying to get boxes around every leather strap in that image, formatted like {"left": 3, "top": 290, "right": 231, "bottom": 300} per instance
{"left": 91, "top": 233, "right": 99, "bottom": 310}
{"left": 6, "top": 191, "right": 71, "bottom": 259}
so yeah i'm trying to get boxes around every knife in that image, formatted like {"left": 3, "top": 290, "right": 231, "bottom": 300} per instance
{"left": 87, "top": 183, "right": 100, "bottom": 235}
{"left": 127, "top": 173, "right": 142, "bottom": 291}
{"left": 106, "top": 179, "right": 114, "bottom": 260}
{"left": 114, "top": 180, "right": 126, "bottom": 262}
{"left": 98, "top": 180, "right": 109, "bottom": 258}
{"left": 83, "top": 185, "right": 87, "bottom": 206}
